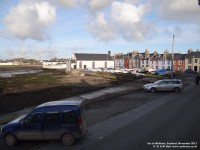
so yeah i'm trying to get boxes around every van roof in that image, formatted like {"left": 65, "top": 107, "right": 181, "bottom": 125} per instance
{"left": 36, "top": 100, "right": 82, "bottom": 108}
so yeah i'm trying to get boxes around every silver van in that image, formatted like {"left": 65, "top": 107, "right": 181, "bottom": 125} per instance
{"left": 143, "top": 79, "right": 183, "bottom": 93}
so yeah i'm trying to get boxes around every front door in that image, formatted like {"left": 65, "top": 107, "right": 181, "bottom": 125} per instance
{"left": 194, "top": 66, "right": 197, "bottom": 72}
{"left": 17, "top": 112, "right": 43, "bottom": 140}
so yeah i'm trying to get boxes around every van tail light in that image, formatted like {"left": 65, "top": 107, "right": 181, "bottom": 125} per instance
{"left": 77, "top": 116, "right": 83, "bottom": 130}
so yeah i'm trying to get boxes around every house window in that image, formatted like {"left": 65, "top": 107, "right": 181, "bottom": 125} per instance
{"left": 168, "top": 61, "right": 170, "bottom": 65}
{"left": 188, "top": 58, "right": 192, "bottom": 64}
{"left": 146, "top": 60, "right": 148, "bottom": 64}
{"left": 142, "top": 60, "right": 144, "bottom": 64}
{"left": 79, "top": 61, "right": 82, "bottom": 69}
{"left": 195, "top": 59, "right": 198, "bottom": 63}
{"left": 92, "top": 61, "right": 95, "bottom": 68}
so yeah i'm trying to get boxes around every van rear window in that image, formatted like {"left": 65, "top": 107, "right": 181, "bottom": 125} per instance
{"left": 63, "top": 111, "right": 77, "bottom": 124}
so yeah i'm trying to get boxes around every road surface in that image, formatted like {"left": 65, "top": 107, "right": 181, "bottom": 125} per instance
{"left": 0, "top": 88, "right": 167, "bottom": 150}
{"left": 36, "top": 84, "right": 200, "bottom": 150}
{"left": 81, "top": 84, "right": 200, "bottom": 150}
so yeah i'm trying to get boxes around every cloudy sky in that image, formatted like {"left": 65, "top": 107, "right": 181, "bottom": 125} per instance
{"left": 0, "top": 0, "right": 200, "bottom": 59}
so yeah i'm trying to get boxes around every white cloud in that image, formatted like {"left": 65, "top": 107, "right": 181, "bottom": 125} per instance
{"left": 87, "top": 12, "right": 115, "bottom": 41}
{"left": 88, "top": 0, "right": 113, "bottom": 11}
{"left": 111, "top": 2, "right": 146, "bottom": 24}
{"left": 155, "top": 0, "right": 200, "bottom": 23}
{"left": 87, "top": 2, "right": 155, "bottom": 42}
{"left": 4, "top": 1, "right": 56, "bottom": 41}
{"left": 49, "top": 0, "right": 77, "bottom": 8}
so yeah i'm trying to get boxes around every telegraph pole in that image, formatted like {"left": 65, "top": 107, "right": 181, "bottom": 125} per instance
{"left": 171, "top": 34, "right": 175, "bottom": 71}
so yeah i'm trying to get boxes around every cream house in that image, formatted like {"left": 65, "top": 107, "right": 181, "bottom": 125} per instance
{"left": 185, "top": 51, "right": 200, "bottom": 72}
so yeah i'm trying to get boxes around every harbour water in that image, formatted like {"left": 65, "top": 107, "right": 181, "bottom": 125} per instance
{"left": 0, "top": 69, "right": 43, "bottom": 78}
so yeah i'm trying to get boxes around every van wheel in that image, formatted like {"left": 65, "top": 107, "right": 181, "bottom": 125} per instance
{"left": 5, "top": 134, "right": 17, "bottom": 146}
{"left": 61, "top": 133, "right": 75, "bottom": 146}
{"left": 174, "top": 87, "right": 180, "bottom": 92}
{"left": 150, "top": 87, "right": 156, "bottom": 93}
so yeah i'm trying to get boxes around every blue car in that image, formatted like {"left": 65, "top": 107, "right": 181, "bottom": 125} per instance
{"left": 155, "top": 69, "right": 166, "bottom": 75}
{"left": 0, "top": 100, "right": 87, "bottom": 146}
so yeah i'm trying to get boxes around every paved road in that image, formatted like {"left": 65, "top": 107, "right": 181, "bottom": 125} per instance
{"left": 80, "top": 85, "right": 200, "bottom": 150}
{"left": 33, "top": 84, "right": 200, "bottom": 150}
{"left": 0, "top": 89, "right": 168, "bottom": 150}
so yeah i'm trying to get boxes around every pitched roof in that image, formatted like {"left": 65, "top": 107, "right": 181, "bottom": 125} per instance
{"left": 74, "top": 53, "right": 113, "bottom": 61}
{"left": 151, "top": 57, "right": 161, "bottom": 61}
{"left": 173, "top": 54, "right": 187, "bottom": 60}
{"left": 115, "top": 55, "right": 124, "bottom": 59}
{"left": 185, "top": 51, "right": 200, "bottom": 58}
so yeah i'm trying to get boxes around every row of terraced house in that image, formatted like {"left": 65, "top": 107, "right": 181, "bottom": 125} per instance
{"left": 114, "top": 49, "right": 200, "bottom": 73}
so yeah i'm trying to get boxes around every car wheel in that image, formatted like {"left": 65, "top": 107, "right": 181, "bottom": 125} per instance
{"left": 150, "top": 87, "right": 156, "bottom": 93}
{"left": 5, "top": 134, "right": 17, "bottom": 146}
{"left": 61, "top": 133, "right": 75, "bottom": 146}
{"left": 174, "top": 87, "right": 180, "bottom": 92}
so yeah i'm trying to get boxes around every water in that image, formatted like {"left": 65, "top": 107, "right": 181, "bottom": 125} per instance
{"left": 0, "top": 69, "right": 43, "bottom": 78}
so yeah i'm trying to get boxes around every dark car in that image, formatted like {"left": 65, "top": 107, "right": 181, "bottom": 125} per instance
{"left": 0, "top": 100, "right": 87, "bottom": 146}
{"left": 185, "top": 69, "right": 197, "bottom": 74}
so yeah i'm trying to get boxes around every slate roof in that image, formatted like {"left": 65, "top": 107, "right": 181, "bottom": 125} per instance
{"left": 173, "top": 54, "right": 187, "bottom": 60}
{"left": 151, "top": 57, "right": 161, "bottom": 61}
{"left": 74, "top": 53, "right": 113, "bottom": 61}
{"left": 115, "top": 55, "right": 124, "bottom": 59}
{"left": 185, "top": 51, "right": 200, "bottom": 58}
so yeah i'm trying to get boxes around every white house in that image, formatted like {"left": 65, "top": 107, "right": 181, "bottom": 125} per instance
{"left": 149, "top": 54, "right": 171, "bottom": 70}
{"left": 73, "top": 52, "right": 114, "bottom": 70}
{"left": 114, "top": 55, "right": 124, "bottom": 68}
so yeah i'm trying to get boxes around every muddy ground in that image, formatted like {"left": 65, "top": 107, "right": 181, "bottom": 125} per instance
{"left": 0, "top": 66, "right": 144, "bottom": 115}
{"left": 0, "top": 66, "right": 190, "bottom": 115}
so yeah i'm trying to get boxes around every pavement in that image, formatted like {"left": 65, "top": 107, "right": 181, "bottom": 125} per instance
{"left": 0, "top": 82, "right": 143, "bottom": 125}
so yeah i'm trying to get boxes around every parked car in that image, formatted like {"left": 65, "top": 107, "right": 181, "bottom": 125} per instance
{"left": 185, "top": 69, "right": 197, "bottom": 74}
{"left": 147, "top": 68, "right": 156, "bottom": 73}
{"left": 143, "top": 79, "right": 183, "bottom": 93}
{"left": 155, "top": 69, "right": 166, "bottom": 75}
{"left": 114, "top": 69, "right": 123, "bottom": 73}
{"left": 160, "top": 71, "right": 173, "bottom": 76}
{"left": 0, "top": 100, "right": 87, "bottom": 146}
{"left": 121, "top": 69, "right": 129, "bottom": 74}
{"left": 139, "top": 69, "right": 148, "bottom": 73}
